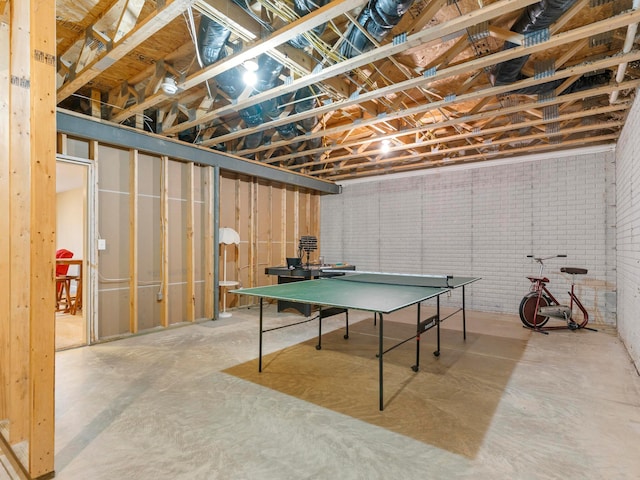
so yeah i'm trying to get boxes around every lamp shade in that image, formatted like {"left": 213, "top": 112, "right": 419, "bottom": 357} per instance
{"left": 219, "top": 227, "right": 240, "bottom": 245}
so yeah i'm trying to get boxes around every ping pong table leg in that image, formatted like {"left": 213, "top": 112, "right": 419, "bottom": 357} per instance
{"left": 413, "top": 303, "right": 421, "bottom": 372}
{"left": 462, "top": 285, "right": 467, "bottom": 341}
{"left": 316, "top": 306, "right": 322, "bottom": 350}
{"left": 259, "top": 299, "right": 264, "bottom": 372}
{"left": 379, "top": 312, "right": 384, "bottom": 411}
{"left": 434, "top": 296, "right": 441, "bottom": 357}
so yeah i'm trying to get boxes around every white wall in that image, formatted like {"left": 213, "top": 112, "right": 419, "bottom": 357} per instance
{"left": 615, "top": 92, "right": 640, "bottom": 369}
{"left": 321, "top": 148, "right": 616, "bottom": 325}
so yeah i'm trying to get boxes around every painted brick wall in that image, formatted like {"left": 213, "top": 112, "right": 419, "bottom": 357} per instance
{"left": 321, "top": 149, "right": 616, "bottom": 325}
{"left": 615, "top": 93, "right": 640, "bottom": 368}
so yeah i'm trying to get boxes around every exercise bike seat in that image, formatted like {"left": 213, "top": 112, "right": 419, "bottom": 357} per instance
{"left": 561, "top": 267, "right": 588, "bottom": 275}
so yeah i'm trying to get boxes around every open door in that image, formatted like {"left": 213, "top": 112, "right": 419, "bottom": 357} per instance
{"left": 55, "top": 159, "right": 91, "bottom": 350}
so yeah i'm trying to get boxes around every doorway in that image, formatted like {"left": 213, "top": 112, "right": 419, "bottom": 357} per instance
{"left": 55, "top": 160, "right": 90, "bottom": 350}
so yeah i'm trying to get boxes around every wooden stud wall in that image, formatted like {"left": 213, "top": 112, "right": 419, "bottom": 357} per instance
{"left": 186, "top": 162, "right": 195, "bottom": 322}
{"left": 129, "top": 149, "right": 139, "bottom": 334}
{"left": 0, "top": 0, "right": 10, "bottom": 431}
{"left": 160, "top": 155, "right": 170, "bottom": 327}
{"left": 219, "top": 173, "right": 321, "bottom": 308}
{"left": 203, "top": 167, "right": 215, "bottom": 319}
{"left": 0, "top": 0, "right": 57, "bottom": 477}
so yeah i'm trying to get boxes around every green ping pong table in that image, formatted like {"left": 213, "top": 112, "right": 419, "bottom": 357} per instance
{"left": 231, "top": 271, "right": 480, "bottom": 410}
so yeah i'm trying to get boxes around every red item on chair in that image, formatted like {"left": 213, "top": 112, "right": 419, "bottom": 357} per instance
{"left": 56, "top": 249, "right": 74, "bottom": 276}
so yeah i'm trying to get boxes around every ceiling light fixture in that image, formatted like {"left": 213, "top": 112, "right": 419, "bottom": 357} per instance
{"left": 242, "top": 59, "right": 259, "bottom": 87}
{"left": 160, "top": 77, "right": 178, "bottom": 95}
{"left": 381, "top": 139, "right": 390, "bottom": 153}
{"left": 243, "top": 59, "right": 259, "bottom": 72}
{"left": 243, "top": 70, "right": 257, "bottom": 87}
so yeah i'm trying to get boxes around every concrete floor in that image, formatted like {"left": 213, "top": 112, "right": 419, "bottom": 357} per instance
{"left": 3, "top": 304, "right": 640, "bottom": 479}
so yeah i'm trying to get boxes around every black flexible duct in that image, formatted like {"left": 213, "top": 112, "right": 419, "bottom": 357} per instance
{"left": 241, "top": 54, "right": 286, "bottom": 149}
{"left": 198, "top": 16, "right": 232, "bottom": 66}
{"left": 195, "top": 0, "right": 416, "bottom": 153}
{"left": 340, "top": 0, "right": 416, "bottom": 58}
{"left": 492, "top": 0, "right": 579, "bottom": 87}
{"left": 289, "top": 0, "right": 331, "bottom": 49}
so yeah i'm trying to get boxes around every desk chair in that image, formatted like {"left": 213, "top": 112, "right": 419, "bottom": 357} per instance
{"left": 55, "top": 249, "right": 74, "bottom": 312}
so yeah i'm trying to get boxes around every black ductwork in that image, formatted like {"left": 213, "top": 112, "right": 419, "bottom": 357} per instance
{"left": 340, "top": 0, "right": 416, "bottom": 58}
{"left": 289, "top": 0, "right": 331, "bottom": 49}
{"left": 194, "top": 0, "right": 415, "bottom": 156}
{"left": 196, "top": 11, "right": 326, "bottom": 154}
{"left": 492, "top": 0, "right": 579, "bottom": 89}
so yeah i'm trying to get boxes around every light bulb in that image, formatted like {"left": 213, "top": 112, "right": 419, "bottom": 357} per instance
{"left": 243, "top": 70, "right": 257, "bottom": 86}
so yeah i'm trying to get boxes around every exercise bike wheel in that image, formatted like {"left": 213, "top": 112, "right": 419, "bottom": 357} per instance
{"left": 519, "top": 292, "right": 551, "bottom": 328}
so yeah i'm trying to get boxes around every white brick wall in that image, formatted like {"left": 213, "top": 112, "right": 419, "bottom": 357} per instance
{"left": 615, "top": 90, "right": 640, "bottom": 369}
{"left": 321, "top": 148, "right": 616, "bottom": 324}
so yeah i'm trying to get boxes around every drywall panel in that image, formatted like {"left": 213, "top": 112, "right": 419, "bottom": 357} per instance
{"left": 65, "top": 137, "right": 90, "bottom": 158}
{"left": 194, "top": 166, "right": 205, "bottom": 319}
{"left": 168, "top": 160, "right": 187, "bottom": 325}
{"left": 98, "top": 145, "right": 131, "bottom": 338}
{"left": 137, "top": 163, "right": 161, "bottom": 331}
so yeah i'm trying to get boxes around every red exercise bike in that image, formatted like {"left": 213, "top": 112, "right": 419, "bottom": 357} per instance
{"left": 519, "top": 255, "right": 596, "bottom": 333}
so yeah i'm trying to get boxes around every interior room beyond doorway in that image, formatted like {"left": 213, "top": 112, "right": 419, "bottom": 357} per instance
{"left": 56, "top": 160, "right": 87, "bottom": 350}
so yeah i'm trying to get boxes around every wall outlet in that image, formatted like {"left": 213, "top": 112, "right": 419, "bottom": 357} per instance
{"left": 97, "top": 238, "right": 106, "bottom": 250}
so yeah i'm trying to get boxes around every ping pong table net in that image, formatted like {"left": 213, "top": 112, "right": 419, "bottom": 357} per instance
{"left": 331, "top": 272, "right": 453, "bottom": 288}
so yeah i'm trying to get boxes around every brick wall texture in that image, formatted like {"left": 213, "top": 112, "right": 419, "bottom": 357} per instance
{"left": 321, "top": 149, "right": 617, "bottom": 329}
{"left": 615, "top": 92, "right": 640, "bottom": 369}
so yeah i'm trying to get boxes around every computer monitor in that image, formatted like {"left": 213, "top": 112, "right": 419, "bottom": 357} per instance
{"left": 286, "top": 257, "right": 302, "bottom": 268}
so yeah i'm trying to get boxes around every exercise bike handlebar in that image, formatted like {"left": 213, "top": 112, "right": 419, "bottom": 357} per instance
{"left": 527, "top": 254, "right": 567, "bottom": 263}
{"left": 527, "top": 254, "right": 567, "bottom": 276}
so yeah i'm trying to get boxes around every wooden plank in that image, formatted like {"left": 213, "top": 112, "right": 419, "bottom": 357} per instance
{"left": 0, "top": 4, "right": 9, "bottom": 424}
{"left": 203, "top": 166, "right": 214, "bottom": 319}
{"left": 281, "top": 186, "right": 287, "bottom": 270}
{"left": 119, "top": 0, "right": 369, "bottom": 125}
{"left": 8, "top": 0, "right": 32, "bottom": 446}
{"left": 129, "top": 149, "right": 139, "bottom": 333}
{"left": 249, "top": 181, "right": 257, "bottom": 295}
{"left": 91, "top": 89, "right": 101, "bottom": 118}
{"left": 113, "top": 0, "right": 146, "bottom": 43}
{"left": 57, "top": 0, "right": 197, "bottom": 102}
{"left": 160, "top": 156, "right": 169, "bottom": 327}
{"left": 28, "top": 0, "right": 57, "bottom": 473}
{"left": 165, "top": 0, "right": 539, "bottom": 137}
{"left": 89, "top": 140, "right": 100, "bottom": 343}
{"left": 203, "top": 8, "right": 640, "bottom": 150}
{"left": 186, "top": 162, "right": 195, "bottom": 322}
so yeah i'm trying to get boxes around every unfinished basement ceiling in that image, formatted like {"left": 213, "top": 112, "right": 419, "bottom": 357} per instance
{"left": 53, "top": 0, "right": 640, "bottom": 181}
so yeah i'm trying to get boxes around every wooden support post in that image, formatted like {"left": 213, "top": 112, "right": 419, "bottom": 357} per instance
{"left": 129, "top": 149, "right": 139, "bottom": 333}
{"left": 160, "top": 156, "right": 169, "bottom": 327}
{"left": 249, "top": 180, "right": 257, "bottom": 294}
{"left": 0, "top": 0, "right": 57, "bottom": 476}
{"left": 89, "top": 140, "right": 99, "bottom": 343}
{"left": 91, "top": 89, "right": 101, "bottom": 118}
{"left": 203, "top": 166, "right": 215, "bottom": 319}
{"left": 0, "top": 2, "right": 10, "bottom": 426}
{"left": 281, "top": 187, "right": 287, "bottom": 268}
{"left": 186, "top": 162, "right": 195, "bottom": 322}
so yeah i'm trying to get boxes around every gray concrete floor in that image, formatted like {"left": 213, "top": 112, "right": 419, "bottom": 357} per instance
{"left": 3, "top": 304, "right": 640, "bottom": 479}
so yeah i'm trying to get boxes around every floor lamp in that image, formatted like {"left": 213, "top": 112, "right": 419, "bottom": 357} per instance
{"left": 219, "top": 227, "right": 240, "bottom": 318}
